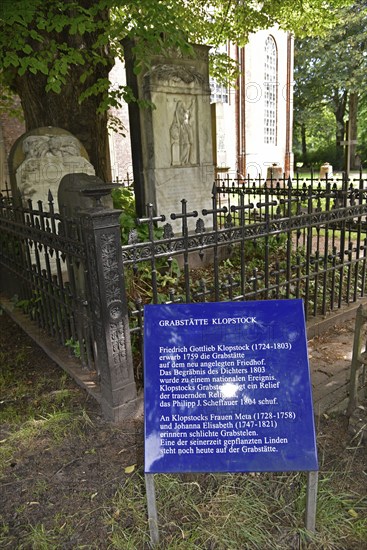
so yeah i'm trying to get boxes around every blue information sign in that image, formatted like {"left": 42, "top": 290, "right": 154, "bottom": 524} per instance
{"left": 144, "top": 299, "right": 318, "bottom": 474}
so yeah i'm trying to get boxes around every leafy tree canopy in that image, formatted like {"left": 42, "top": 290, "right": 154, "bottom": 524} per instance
{"left": 293, "top": 0, "right": 367, "bottom": 167}
{"left": 0, "top": 0, "right": 353, "bottom": 112}
{"left": 294, "top": 0, "right": 367, "bottom": 103}
{"left": 0, "top": 0, "right": 353, "bottom": 179}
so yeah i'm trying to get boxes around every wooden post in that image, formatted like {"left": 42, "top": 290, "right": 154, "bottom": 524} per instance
{"left": 340, "top": 120, "right": 358, "bottom": 179}
{"left": 347, "top": 304, "right": 367, "bottom": 416}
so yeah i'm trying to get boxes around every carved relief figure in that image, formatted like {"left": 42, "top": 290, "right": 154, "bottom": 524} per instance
{"left": 15, "top": 134, "right": 95, "bottom": 203}
{"left": 169, "top": 114, "right": 180, "bottom": 166}
{"left": 170, "top": 100, "right": 195, "bottom": 166}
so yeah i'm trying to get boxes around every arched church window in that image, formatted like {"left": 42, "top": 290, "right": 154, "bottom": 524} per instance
{"left": 264, "top": 36, "right": 277, "bottom": 144}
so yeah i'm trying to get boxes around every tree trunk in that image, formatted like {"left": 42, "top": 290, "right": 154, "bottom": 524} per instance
{"left": 301, "top": 122, "right": 307, "bottom": 164}
{"left": 333, "top": 89, "right": 348, "bottom": 171}
{"left": 349, "top": 92, "right": 359, "bottom": 170}
{"left": 13, "top": 70, "right": 112, "bottom": 182}
{"left": 9, "top": 1, "right": 113, "bottom": 182}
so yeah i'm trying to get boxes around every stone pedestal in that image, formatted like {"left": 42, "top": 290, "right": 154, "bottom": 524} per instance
{"left": 81, "top": 206, "right": 138, "bottom": 421}
{"left": 319, "top": 162, "right": 333, "bottom": 179}
{"left": 266, "top": 163, "right": 284, "bottom": 182}
{"left": 124, "top": 42, "right": 215, "bottom": 229}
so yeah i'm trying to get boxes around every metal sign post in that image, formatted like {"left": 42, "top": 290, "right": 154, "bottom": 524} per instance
{"left": 306, "top": 470, "right": 319, "bottom": 533}
{"left": 145, "top": 474, "right": 160, "bottom": 546}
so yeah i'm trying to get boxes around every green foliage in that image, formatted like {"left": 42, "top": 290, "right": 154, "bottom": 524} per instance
{"left": 0, "top": 0, "right": 353, "bottom": 116}
{"left": 293, "top": 107, "right": 336, "bottom": 164}
{"left": 111, "top": 185, "right": 135, "bottom": 213}
{"left": 245, "top": 234, "right": 288, "bottom": 261}
{"left": 127, "top": 259, "right": 181, "bottom": 312}
{"left": 294, "top": 1, "right": 367, "bottom": 167}
{"left": 105, "top": 470, "right": 367, "bottom": 548}
{"left": 64, "top": 338, "right": 81, "bottom": 359}
{"left": 111, "top": 185, "right": 147, "bottom": 244}
{"left": 22, "top": 523, "right": 60, "bottom": 549}
{"left": 112, "top": 185, "right": 181, "bottom": 306}
{"left": 357, "top": 96, "right": 367, "bottom": 163}
{"left": 112, "top": 185, "right": 165, "bottom": 244}
{"left": 13, "top": 292, "right": 41, "bottom": 317}
{"left": 294, "top": 144, "right": 339, "bottom": 168}
{"left": 209, "top": 51, "right": 240, "bottom": 87}
{"left": 0, "top": 347, "right": 90, "bottom": 478}
{"left": 0, "top": 84, "right": 23, "bottom": 119}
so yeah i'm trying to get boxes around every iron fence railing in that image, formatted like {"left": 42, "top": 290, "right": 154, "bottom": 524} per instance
{"left": 0, "top": 194, "right": 96, "bottom": 371}
{"left": 121, "top": 174, "right": 367, "bottom": 381}
{"left": 1, "top": 172, "right": 366, "bottom": 402}
{"left": 214, "top": 172, "right": 365, "bottom": 227}
{"left": 0, "top": 180, "right": 12, "bottom": 202}
{"left": 0, "top": 189, "right": 137, "bottom": 420}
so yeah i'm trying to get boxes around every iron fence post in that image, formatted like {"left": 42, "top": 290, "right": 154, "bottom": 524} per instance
{"left": 81, "top": 205, "right": 138, "bottom": 422}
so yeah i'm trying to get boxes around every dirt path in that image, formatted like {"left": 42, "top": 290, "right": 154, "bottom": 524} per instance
{"left": 0, "top": 312, "right": 366, "bottom": 548}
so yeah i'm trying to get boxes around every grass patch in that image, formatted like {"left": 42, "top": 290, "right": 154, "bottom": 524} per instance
{"left": 0, "top": 407, "right": 92, "bottom": 478}
{"left": 104, "top": 470, "right": 367, "bottom": 549}
{"left": 0, "top": 340, "right": 91, "bottom": 478}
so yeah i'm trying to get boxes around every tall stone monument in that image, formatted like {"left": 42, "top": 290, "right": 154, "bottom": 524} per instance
{"left": 9, "top": 127, "right": 95, "bottom": 209}
{"left": 124, "top": 42, "right": 215, "bottom": 224}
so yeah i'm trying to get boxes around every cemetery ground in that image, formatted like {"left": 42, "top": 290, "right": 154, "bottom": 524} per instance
{"left": 0, "top": 312, "right": 366, "bottom": 549}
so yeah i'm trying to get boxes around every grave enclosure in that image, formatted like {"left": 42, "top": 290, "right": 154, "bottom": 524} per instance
{"left": 1, "top": 167, "right": 367, "bottom": 421}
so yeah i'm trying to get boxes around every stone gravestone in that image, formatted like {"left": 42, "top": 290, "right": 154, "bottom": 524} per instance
{"left": 57, "top": 172, "right": 113, "bottom": 289}
{"left": 8, "top": 128, "right": 96, "bottom": 279}
{"left": 9, "top": 127, "right": 95, "bottom": 209}
{"left": 58, "top": 173, "right": 110, "bottom": 361}
{"left": 124, "top": 42, "right": 215, "bottom": 227}
{"left": 58, "top": 172, "right": 108, "bottom": 215}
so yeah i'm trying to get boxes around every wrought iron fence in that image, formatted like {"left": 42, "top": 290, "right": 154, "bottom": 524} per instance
{"left": 0, "top": 194, "right": 95, "bottom": 370}
{"left": 1, "top": 172, "right": 366, "bottom": 411}
{"left": 0, "top": 188, "right": 137, "bottom": 420}
{"left": 122, "top": 173, "right": 367, "bottom": 382}
{"left": 0, "top": 180, "right": 12, "bottom": 202}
